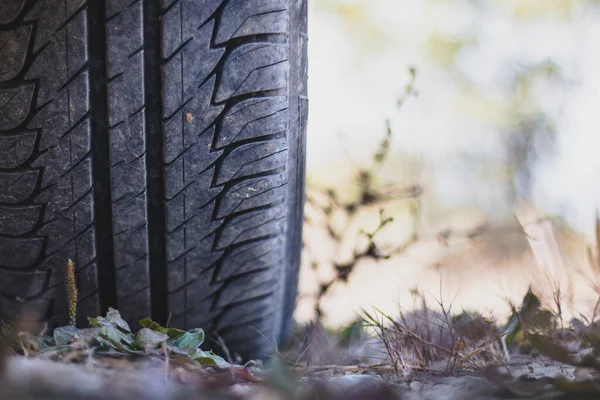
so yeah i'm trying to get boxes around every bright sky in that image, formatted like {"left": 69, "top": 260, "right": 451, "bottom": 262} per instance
{"left": 306, "top": 0, "right": 600, "bottom": 235}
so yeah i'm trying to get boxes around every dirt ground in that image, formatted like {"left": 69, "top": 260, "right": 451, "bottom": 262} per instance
{"left": 0, "top": 351, "right": 587, "bottom": 400}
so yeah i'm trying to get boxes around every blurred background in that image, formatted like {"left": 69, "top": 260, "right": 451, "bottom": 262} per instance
{"left": 296, "top": 0, "right": 600, "bottom": 328}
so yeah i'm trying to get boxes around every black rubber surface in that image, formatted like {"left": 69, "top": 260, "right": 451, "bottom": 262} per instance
{"left": 0, "top": 0, "right": 308, "bottom": 359}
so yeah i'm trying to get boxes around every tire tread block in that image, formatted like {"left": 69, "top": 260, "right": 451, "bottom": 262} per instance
{"left": 0, "top": 26, "right": 32, "bottom": 81}
{"left": 0, "top": 85, "right": 35, "bottom": 131}
{"left": 216, "top": 43, "right": 288, "bottom": 102}
{"left": 216, "top": 0, "right": 288, "bottom": 44}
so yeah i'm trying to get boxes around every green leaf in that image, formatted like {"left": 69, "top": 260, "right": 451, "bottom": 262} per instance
{"left": 97, "top": 326, "right": 138, "bottom": 354}
{"left": 138, "top": 318, "right": 184, "bottom": 338}
{"left": 166, "top": 327, "right": 185, "bottom": 338}
{"left": 166, "top": 328, "right": 205, "bottom": 349}
{"left": 519, "top": 287, "right": 541, "bottom": 316}
{"left": 170, "top": 353, "right": 201, "bottom": 367}
{"left": 138, "top": 318, "right": 167, "bottom": 334}
{"left": 339, "top": 319, "right": 362, "bottom": 344}
{"left": 53, "top": 325, "right": 78, "bottom": 346}
{"left": 190, "top": 349, "right": 230, "bottom": 367}
{"left": 88, "top": 308, "right": 131, "bottom": 333}
{"left": 38, "top": 335, "right": 55, "bottom": 351}
{"left": 134, "top": 328, "right": 168, "bottom": 353}
{"left": 517, "top": 287, "right": 555, "bottom": 333}
{"left": 502, "top": 312, "right": 522, "bottom": 350}
{"left": 87, "top": 317, "right": 101, "bottom": 327}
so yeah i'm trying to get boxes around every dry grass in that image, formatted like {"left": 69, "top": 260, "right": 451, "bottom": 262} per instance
{"left": 362, "top": 298, "right": 506, "bottom": 376}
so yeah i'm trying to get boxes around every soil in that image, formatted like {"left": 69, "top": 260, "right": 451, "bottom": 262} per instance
{"left": 0, "top": 352, "right": 588, "bottom": 400}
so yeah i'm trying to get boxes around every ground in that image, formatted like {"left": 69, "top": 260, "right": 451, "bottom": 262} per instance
{"left": 2, "top": 299, "right": 600, "bottom": 400}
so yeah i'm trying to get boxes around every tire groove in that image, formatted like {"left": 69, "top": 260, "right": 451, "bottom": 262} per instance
{"left": 0, "top": 2, "right": 32, "bottom": 30}
{"left": 53, "top": 3, "right": 88, "bottom": 34}
{"left": 144, "top": 0, "right": 168, "bottom": 325}
{"left": 88, "top": 0, "right": 117, "bottom": 314}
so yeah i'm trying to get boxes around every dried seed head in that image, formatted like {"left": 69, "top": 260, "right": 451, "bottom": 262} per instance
{"left": 65, "top": 259, "right": 78, "bottom": 327}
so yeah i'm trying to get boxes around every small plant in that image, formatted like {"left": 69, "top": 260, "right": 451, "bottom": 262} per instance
{"left": 363, "top": 291, "right": 505, "bottom": 376}
{"left": 0, "top": 260, "right": 233, "bottom": 371}
{"left": 65, "top": 259, "right": 78, "bottom": 327}
{"left": 1, "top": 307, "right": 230, "bottom": 369}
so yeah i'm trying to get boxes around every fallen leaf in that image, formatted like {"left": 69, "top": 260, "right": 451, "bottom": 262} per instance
{"left": 89, "top": 308, "right": 131, "bottom": 333}
{"left": 53, "top": 325, "right": 78, "bottom": 346}
{"left": 134, "top": 328, "right": 168, "bottom": 352}
{"left": 167, "top": 328, "right": 205, "bottom": 349}
{"left": 138, "top": 318, "right": 167, "bottom": 334}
